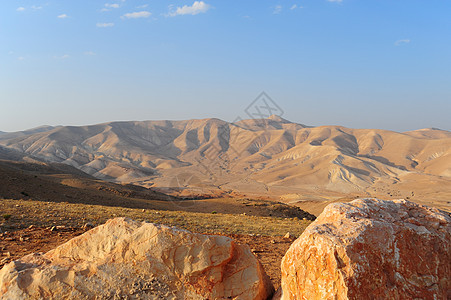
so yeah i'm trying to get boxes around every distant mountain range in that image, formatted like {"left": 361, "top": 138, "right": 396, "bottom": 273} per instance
{"left": 1, "top": 116, "right": 450, "bottom": 211}
{"left": 0, "top": 125, "right": 60, "bottom": 140}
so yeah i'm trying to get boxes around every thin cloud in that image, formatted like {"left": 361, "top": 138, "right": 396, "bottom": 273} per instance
{"left": 17, "top": 5, "right": 44, "bottom": 12}
{"left": 106, "top": 3, "right": 120, "bottom": 8}
{"left": 96, "top": 22, "right": 114, "bottom": 27}
{"left": 290, "top": 4, "right": 303, "bottom": 10}
{"left": 84, "top": 51, "right": 96, "bottom": 56}
{"left": 54, "top": 54, "right": 70, "bottom": 59}
{"left": 273, "top": 5, "right": 282, "bottom": 14}
{"left": 168, "top": 1, "right": 210, "bottom": 17}
{"left": 17, "top": 57, "right": 25, "bottom": 61}
{"left": 136, "top": 4, "right": 148, "bottom": 9}
{"left": 101, "top": 3, "right": 120, "bottom": 11}
{"left": 395, "top": 39, "right": 411, "bottom": 46}
{"left": 57, "top": 14, "right": 68, "bottom": 19}
{"left": 122, "top": 11, "right": 151, "bottom": 19}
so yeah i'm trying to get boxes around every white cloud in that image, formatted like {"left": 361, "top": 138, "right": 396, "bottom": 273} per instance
{"left": 17, "top": 56, "right": 25, "bottom": 61}
{"left": 96, "top": 22, "right": 115, "bottom": 27}
{"left": 122, "top": 11, "right": 151, "bottom": 19}
{"left": 168, "top": 1, "right": 210, "bottom": 17}
{"left": 101, "top": 3, "right": 121, "bottom": 11}
{"left": 17, "top": 5, "right": 44, "bottom": 12}
{"left": 54, "top": 54, "right": 70, "bottom": 59}
{"left": 57, "top": 14, "right": 68, "bottom": 19}
{"left": 106, "top": 3, "right": 120, "bottom": 8}
{"left": 136, "top": 4, "right": 148, "bottom": 9}
{"left": 395, "top": 39, "right": 411, "bottom": 46}
{"left": 84, "top": 51, "right": 96, "bottom": 56}
{"left": 273, "top": 5, "right": 282, "bottom": 14}
{"left": 290, "top": 4, "right": 303, "bottom": 10}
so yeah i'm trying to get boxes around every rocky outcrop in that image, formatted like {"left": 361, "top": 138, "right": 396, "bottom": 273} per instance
{"left": 279, "top": 198, "right": 451, "bottom": 300}
{"left": 0, "top": 218, "right": 274, "bottom": 299}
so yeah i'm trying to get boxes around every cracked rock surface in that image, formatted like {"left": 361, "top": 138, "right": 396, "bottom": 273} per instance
{"left": 0, "top": 217, "right": 274, "bottom": 299}
{"left": 279, "top": 198, "right": 451, "bottom": 300}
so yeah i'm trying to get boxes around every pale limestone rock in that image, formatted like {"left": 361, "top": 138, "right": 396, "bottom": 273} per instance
{"left": 0, "top": 218, "right": 274, "bottom": 299}
{"left": 283, "top": 232, "right": 295, "bottom": 239}
{"left": 279, "top": 199, "right": 451, "bottom": 300}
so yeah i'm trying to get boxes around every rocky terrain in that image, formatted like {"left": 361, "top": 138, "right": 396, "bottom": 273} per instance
{"left": 0, "top": 118, "right": 450, "bottom": 299}
{"left": 0, "top": 218, "right": 275, "bottom": 299}
{"left": 0, "top": 197, "right": 310, "bottom": 290}
{"left": 1, "top": 117, "right": 450, "bottom": 213}
{"left": 279, "top": 199, "right": 451, "bottom": 300}
{"left": 1, "top": 198, "right": 449, "bottom": 299}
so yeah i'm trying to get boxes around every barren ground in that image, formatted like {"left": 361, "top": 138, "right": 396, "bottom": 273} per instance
{"left": 0, "top": 199, "right": 307, "bottom": 289}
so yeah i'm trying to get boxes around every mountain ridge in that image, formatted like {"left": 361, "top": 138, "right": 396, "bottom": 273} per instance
{"left": 1, "top": 117, "right": 450, "bottom": 212}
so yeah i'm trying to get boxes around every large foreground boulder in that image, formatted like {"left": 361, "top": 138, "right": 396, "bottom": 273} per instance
{"left": 0, "top": 218, "right": 274, "bottom": 299}
{"left": 280, "top": 199, "right": 451, "bottom": 300}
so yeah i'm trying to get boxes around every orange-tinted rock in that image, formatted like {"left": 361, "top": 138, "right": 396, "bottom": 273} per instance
{"left": 280, "top": 199, "right": 451, "bottom": 300}
{"left": 0, "top": 218, "right": 274, "bottom": 299}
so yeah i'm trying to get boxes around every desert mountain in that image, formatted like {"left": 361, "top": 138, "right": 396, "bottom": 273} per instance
{"left": 0, "top": 125, "right": 58, "bottom": 141}
{"left": 1, "top": 117, "right": 450, "bottom": 212}
{"left": 0, "top": 146, "right": 30, "bottom": 162}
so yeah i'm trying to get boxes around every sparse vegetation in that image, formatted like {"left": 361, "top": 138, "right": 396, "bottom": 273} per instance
{"left": 0, "top": 199, "right": 312, "bottom": 237}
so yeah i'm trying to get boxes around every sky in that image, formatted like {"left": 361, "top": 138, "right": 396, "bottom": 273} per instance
{"left": 1, "top": 0, "right": 450, "bottom": 132}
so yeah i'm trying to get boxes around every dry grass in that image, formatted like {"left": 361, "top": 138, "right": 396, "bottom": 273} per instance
{"left": 0, "top": 198, "right": 312, "bottom": 237}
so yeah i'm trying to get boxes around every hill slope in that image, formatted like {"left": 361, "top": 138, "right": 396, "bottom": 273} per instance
{"left": 0, "top": 159, "right": 314, "bottom": 219}
{"left": 1, "top": 117, "right": 450, "bottom": 211}
{"left": 0, "top": 125, "right": 58, "bottom": 141}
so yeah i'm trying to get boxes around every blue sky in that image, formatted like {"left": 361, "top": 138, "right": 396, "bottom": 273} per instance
{"left": 1, "top": 0, "right": 450, "bottom": 132}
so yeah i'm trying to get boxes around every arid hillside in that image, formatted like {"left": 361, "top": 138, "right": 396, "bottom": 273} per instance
{"left": 0, "top": 159, "right": 314, "bottom": 219}
{"left": 1, "top": 116, "right": 450, "bottom": 212}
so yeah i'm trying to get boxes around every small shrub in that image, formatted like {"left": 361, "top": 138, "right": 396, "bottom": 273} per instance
{"left": 211, "top": 211, "right": 217, "bottom": 214}
{"left": 21, "top": 191, "right": 29, "bottom": 197}
{"left": 3, "top": 214, "right": 11, "bottom": 221}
